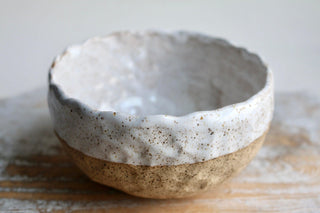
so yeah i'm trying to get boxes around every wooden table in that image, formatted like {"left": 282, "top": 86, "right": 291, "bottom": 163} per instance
{"left": 0, "top": 89, "right": 319, "bottom": 212}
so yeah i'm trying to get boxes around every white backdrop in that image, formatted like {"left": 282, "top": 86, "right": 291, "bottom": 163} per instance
{"left": 0, "top": 0, "right": 319, "bottom": 98}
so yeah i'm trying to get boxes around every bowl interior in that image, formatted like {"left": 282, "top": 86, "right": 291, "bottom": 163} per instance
{"left": 51, "top": 32, "right": 267, "bottom": 116}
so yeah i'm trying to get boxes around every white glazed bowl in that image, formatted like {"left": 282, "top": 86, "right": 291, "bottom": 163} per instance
{"left": 48, "top": 30, "right": 274, "bottom": 199}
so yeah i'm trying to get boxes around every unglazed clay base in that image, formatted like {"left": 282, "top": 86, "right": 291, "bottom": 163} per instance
{"left": 57, "top": 131, "right": 267, "bottom": 199}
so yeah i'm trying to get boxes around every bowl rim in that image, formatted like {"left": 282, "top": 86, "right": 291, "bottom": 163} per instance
{"left": 49, "top": 30, "right": 273, "bottom": 121}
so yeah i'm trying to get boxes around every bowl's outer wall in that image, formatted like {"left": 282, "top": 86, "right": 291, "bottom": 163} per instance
{"left": 57, "top": 130, "right": 267, "bottom": 199}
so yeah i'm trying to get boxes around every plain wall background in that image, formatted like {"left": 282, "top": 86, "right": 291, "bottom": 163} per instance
{"left": 0, "top": 0, "right": 319, "bottom": 99}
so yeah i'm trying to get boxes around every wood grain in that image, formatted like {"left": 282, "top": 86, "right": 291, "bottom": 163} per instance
{"left": 0, "top": 89, "right": 319, "bottom": 212}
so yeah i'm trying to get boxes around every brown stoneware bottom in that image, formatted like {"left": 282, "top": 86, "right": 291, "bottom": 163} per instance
{"left": 56, "top": 132, "right": 267, "bottom": 199}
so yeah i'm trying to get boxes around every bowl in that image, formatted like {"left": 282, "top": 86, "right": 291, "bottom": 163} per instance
{"left": 48, "top": 30, "right": 274, "bottom": 199}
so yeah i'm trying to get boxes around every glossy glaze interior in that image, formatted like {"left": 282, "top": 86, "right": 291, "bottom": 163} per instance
{"left": 51, "top": 32, "right": 267, "bottom": 116}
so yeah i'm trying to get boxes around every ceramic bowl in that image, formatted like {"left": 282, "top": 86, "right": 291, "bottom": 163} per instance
{"left": 48, "top": 30, "right": 274, "bottom": 199}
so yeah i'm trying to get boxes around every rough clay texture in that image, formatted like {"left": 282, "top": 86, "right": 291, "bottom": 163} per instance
{"left": 57, "top": 131, "right": 266, "bottom": 199}
{"left": 48, "top": 31, "right": 274, "bottom": 166}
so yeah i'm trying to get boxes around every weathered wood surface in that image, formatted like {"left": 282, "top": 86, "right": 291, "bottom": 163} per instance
{"left": 0, "top": 89, "right": 319, "bottom": 212}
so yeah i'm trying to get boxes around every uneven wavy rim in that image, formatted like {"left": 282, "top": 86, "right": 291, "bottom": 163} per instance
{"left": 49, "top": 30, "right": 273, "bottom": 123}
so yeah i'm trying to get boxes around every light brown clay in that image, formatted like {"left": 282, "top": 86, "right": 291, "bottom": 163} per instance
{"left": 57, "top": 131, "right": 267, "bottom": 199}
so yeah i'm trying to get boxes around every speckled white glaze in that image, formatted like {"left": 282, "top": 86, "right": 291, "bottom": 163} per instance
{"left": 48, "top": 31, "right": 274, "bottom": 166}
